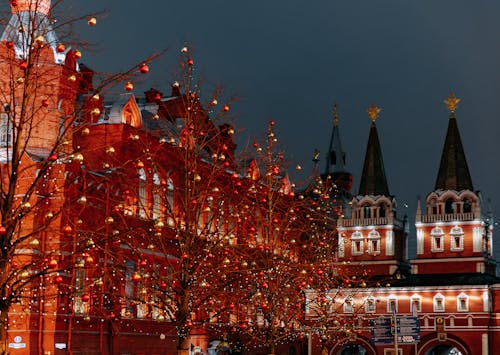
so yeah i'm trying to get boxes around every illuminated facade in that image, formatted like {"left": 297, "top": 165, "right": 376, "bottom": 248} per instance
{"left": 321, "top": 98, "right": 499, "bottom": 355}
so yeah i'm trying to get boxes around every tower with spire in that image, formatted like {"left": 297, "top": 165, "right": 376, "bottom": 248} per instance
{"left": 319, "top": 104, "right": 353, "bottom": 218}
{"left": 0, "top": 0, "right": 80, "bottom": 158}
{"left": 412, "top": 93, "right": 495, "bottom": 275}
{"left": 337, "top": 104, "right": 408, "bottom": 276}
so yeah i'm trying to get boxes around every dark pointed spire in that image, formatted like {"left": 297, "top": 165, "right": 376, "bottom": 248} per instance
{"left": 324, "top": 104, "right": 347, "bottom": 175}
{"left": 434, "top": 93, "right": 473, "bottom": 191}
{"left": 322, "top": 105, "right": 352, "bottom": 192}
{"left": 358, "top": 104, "right": 390, "bottom": 196}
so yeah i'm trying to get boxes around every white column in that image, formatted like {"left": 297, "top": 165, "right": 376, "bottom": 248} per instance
{"left": 482, "top": 333, "right": 488, "bottom": 355}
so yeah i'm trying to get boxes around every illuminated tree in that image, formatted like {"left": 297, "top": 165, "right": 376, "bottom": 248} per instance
{"left": 74, "top": 48, "right": 245, "bottom": 355}
{"left": 0, "top": 0, "right": 157, "bottom": 352}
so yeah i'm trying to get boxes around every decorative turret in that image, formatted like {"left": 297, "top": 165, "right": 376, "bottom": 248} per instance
{"left": 336, "top": 105, "right": 408, "bottom": 277}
{"left": 1, "top": 0, "right": 67, "bottom": 63}
{"left": 413, "top": 94, "right": 495, "bottom": 276}
{"left": 321, "top": 104, "right": 353, "bottom": 194}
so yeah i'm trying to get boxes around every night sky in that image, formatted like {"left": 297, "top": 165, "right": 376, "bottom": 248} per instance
{"left": 9, "top": 1, "right": 500, "bottom": 258}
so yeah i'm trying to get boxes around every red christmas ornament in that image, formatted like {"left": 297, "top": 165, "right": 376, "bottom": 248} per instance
{"left": 187, "top": 58, "right": 194, "bottom": 66}
{"left": 74, "top": 50, "right": 82, "bottom": 59}
{"left": 48, "top": 259, "right": 58, "bottom": 268}
{"left": 269, "top": 120, "right": 276, "bottom": 126}
{"left": 5, "top": 41, "right": 14, "bottom": 49}
{"left": 54, "top": 275, "right": 63, "bottom": 283}
{"left": 48, "top": 153, "right": 58, "bottom": 161}
{"left": 124, "top": 82, "right": 134, "bottom": 91}
{"left": 0, "top": 226, "right": 5, "bottom": 235}
{"left": 62, "top": 225, "right": 72, "bottom": 234}
{"left": 223, "top": 105, "right": 230, "bottom": 112}
{"left": 19, "top": 60, "right": 28, "bottom": 70}
{"left": 10, "top": 0, "right": 17, "bottom": 7}
{"left": 41, "top": 99, "right": 49, "bottom": 108}
{"left": 56, "top": 43, "right": 65, "bottom": 53}
{"left": 139, "top": 63, "right": 149, "bottom": 74}
{"left": 81, "top": 294, "right": 90, "bottom": 302}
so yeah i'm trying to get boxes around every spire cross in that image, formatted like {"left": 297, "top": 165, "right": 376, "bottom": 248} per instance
{"left": 333, "top": 104, "right": 339, "bottom": 127}
{"left": 366, "top": 104, "right": 381, "bottom": 122}
{"left": 444, "top": 93, "right": 460, "bottom": 116}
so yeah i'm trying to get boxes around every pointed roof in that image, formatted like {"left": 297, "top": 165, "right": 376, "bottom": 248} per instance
{"left": 324, "top": 104, "right": 348, "bottom": 175}
{"left": 358, "top": 104, "right": 390, "bottom": 196}
{"left": 1, "top": 0, "right": 66, "bottom": 63}
{"left": 434, "top": 93, "right": 473, "bottom": 191}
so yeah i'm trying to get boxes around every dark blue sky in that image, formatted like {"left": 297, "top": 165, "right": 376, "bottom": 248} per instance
{"left": 13, "top": 1, "right": 500, "bottom": 256}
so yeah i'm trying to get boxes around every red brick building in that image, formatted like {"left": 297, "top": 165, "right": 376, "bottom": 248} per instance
{"left": 2, "top": 2, "right": 500, "bottom": 355}
{"left": 316, "top": 99, "right": 500, "bottom": 355}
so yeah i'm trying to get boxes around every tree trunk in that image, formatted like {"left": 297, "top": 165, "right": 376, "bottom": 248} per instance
{"left": 178, "top": 336, "right": 189, "bottom": 355}
{"left": 0, "top": 315, "right": 6, "bottom": 355}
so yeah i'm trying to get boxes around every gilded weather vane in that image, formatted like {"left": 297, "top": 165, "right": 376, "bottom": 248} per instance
{"left": 444, "top": 93, "right": 460, "bottom": 114}
{"left": 333, "top": 104, "right": 339, "bottom": 127}
{"left": 366, "top": 104, "right": 381, "bottom": 122}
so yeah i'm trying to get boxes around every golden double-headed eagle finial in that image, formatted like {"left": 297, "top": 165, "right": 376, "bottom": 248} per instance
{"left": 366, "top": 104, "right": 381, "bottom": 122}
{"left": 333, "top": 104, "right": 339, "bottom": 127}
{"left": 444, "top": 93, "right": 460, "bottom": 115}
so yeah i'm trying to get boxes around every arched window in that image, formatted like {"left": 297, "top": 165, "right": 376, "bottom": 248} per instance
{"left": 138, "top": 168, "right": 147, "bottom": 218}
{"left": 152, "top": 173, "right": 161, "bottom": 219}
{"left": 344, "top": 296, "right": 354, "bottom": 313}
{"left": 445, "top": 198, "right": 455, "bottom": 214}
{"left": 387, "top": 296, "right": 398, "bottom": 313}
{"left": 367, "top": 230, "right": 381, "bottom": 255}
{"left": 365, "top": 297, "right": 376, "bottom": 313}
{"left": 363, "top": 205, "right": 371, "bottom": 218}
{"left": 434, "top": 293, "right": 445, "bottom": 312}
{"left": 450, "top": 226, "right": 464, "bottom": 251}
{"left": 410, "top": 294, "right": 422, "bottom": 314}
{"left": 463, "top": 198, "right": 472, "bottom": 213}
{"left": 379, "top": 203, "right": 386, "bottom": 218}
{"left": 457, "top": 293, "right": 469, "bottom": 312}
{"left": 431, "top": 227, "right": 444, "bottom": 252}
{"left": 351, "top": 231, "right": 363, "bottom": 256}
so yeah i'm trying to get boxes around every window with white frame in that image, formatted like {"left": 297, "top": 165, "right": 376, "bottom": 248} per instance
{"left": 450, "top": 226, "right": 464, "bottom": 251}
{"left": 431, "top": 227, "right": 444, "bottom": 252}
{"left": 138, "top": 169, "right": 147, "bottom": 218}
{"left": 367, "top": 230, "right": 381, "bottom": 255}
{"left": 387, "top": 296, "right": 398, "bottom": 314}
{"left": 152, "top": 173, "right": 161, "bottom": 219}
{"left": 0, "top": 112, "right": 11, "bottom": 147}
{"left": 457, "top": 293, "right": 469, "bottom": 312}
{"left": 344, "top": 296, "right": 354, "bottom": 313}
{"left": 434, "top": 293, "right": 445, "bottom": 312}
{"left": 410, "top": 295, "right": 422, "bottom": 314}
{"left": 365, "top": 297, "right": 376, "bottom": 313}
{"left": 351, "top": 231, "right": 364, "bottom": 256}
